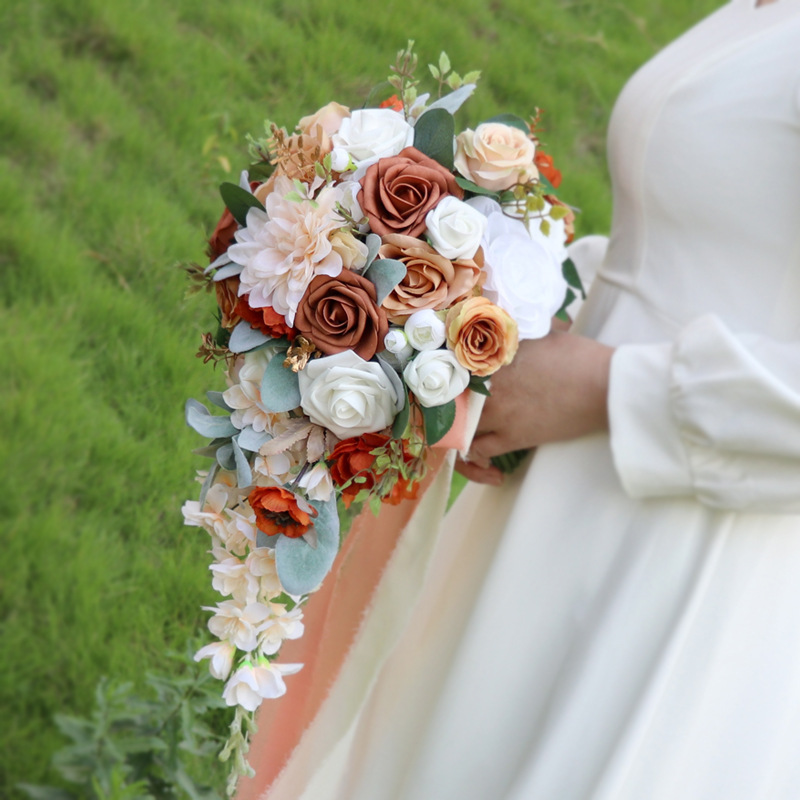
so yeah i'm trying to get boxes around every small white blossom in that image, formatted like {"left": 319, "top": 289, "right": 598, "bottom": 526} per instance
{"left": 222, "top": 660, "right": 303, "bottom": 712}
{"left": 206, "top": 600, "right": 271, "bottom": 652}
{"left": 194, "top": 641, "right": 236, "bottom": 681}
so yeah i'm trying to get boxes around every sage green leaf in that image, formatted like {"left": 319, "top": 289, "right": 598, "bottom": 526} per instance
{"left": 199, "top": 462, "right": 220, "bottom": 507}
{"left": 206, "top": 391, "right": 233, "bottom": 411}
{"left": 260, "top": 352, "right": 301, "bottom": 413}
{"left": 421, "top": 399, "right": 456, "bottom": 445}
{"left": 212, "top": 263, "right": 243, "bottom": 281}
{"left": 363, "top": 80, "right": 397, "bottom": 109}
{"left": 275, "top": 496, "right": 340, "bottom": 596}
{"left": 363, "top": 258, "right": 407, "bottom": 305}
{"left": 364, "top": 233, "right": 382, "bottom": 269}
{"left": 185, "top": 399, "right": 238, "bottom": 439}
{"left": 219, "top": 182, "right": 265, "bottom": 227}
{"left": 231, "top": 437, "right": 253, "bottom": 488}
{"left": 484, "top": 113, "right": 529, "bottom": 133}
{"left": 392, "top": 389, "right": 411, "bottom": 438}
{"left": 412, "top": 108, "right": 455, "bottom": 170}
{"left": 424, "top": 83, "right": 476, "bottom": 116}
{"left": 491, "top": 448, "right": 531, "bottom": 473}
{"left": 228, "top": 321, "right": 270, "bottom": 354}
{"left": 237, "top": 425, "right": 271, "bottom": 452}
{"left": 454, "top": 176, "right": 500, "bottom": 198}
{"left": 215, "top": 443, "right": 236, "bottom": 472}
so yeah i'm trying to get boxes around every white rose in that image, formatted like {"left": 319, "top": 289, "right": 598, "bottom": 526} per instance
{"left": 467, "top": 197, "right": 567, "bottom": 340}
{"left": 425, "top": 196, "right": 488, "bottom": 260}
{"left": 403, "top": 350, "right": 470, "bottom": 408}
{"left": 504, "top": 198, "right": 570, "bottom": 264}
{"left": 404, "top": 309, "right": 447, "bottom": 351}
{"left": 330, "top": 109, "right": 414, "bottom": 177}
{"left": 222, "top": 661, "right": 303, "bottom": 711}
{"left": 298, "top": 351, "right": 402, "bottom": 439}
{"left": 382, "top": 328, "right": 415, "bottom": 371}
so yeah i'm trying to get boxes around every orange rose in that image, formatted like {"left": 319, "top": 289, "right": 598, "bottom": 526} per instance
{"left": 294, "top": 270, "right": 388, "bottom": 361}
{"left": 377, "top": 234, "right": 483, "bottom": 323}
{"left": 235, "top": 295, "right": 295, "bottom": 340}
{"left": 445, "top": 296, "right": 519, "bottom": 377}
{"left": 359, "top": 146, "right": 463, "bottom": 238}
{"left": 249, "top": 486, "right": 317, "bottom": 539}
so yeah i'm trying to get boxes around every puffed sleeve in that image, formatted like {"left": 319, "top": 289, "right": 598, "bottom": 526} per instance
{"left": 608, "top": 314, "right": 800, "bottom": 513}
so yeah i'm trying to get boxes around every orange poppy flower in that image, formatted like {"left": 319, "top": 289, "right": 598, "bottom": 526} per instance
{"left": 249, "top": 486, "right": 316, "bottom": 539}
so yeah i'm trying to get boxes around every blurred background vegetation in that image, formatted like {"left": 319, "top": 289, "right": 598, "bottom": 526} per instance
{"left": 1, "top": 0, "right": 719, "bottom": 795}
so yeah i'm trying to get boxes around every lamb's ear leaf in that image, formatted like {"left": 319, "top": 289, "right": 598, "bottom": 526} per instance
{"left": 275, "top": 497, "right": 340, "bottom": 595}
{"left": 260, "top": 353, "right": 301, "bottom": 413}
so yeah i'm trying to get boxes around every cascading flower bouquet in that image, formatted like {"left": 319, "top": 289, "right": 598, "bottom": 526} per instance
{"left": 181, "top": 43, "right": 580, "bottom": 793}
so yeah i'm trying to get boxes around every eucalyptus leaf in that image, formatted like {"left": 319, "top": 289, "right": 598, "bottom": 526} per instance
{"left": 424, "top": 83, "right": 476, "bottom": 116}
{"left": 275, "top": 497, "right": 340, "bottom": 596}
{"left": 228, "top": 321, "right": 270, "bottom": 353}
{"left": 212, "top": 263, "right": 243, "bottom": 282}
{"left": 484, "top": 112, "right": 529, "bottom": 133}
{"left": 363, "top": 258, "right": 407, "bottom": 305}
{"left": 260, "top": 352, "right": 301, "bottom": 413}
{"left": 237, "top": 425, "right": 271, "bottom": 452}
{"left": 206, "top": 391, "right": 234, "bottom": 412}
{"left": 412, "top": 108, "right": 455, "bottom": 170}
{"left": 215, "top": 443, "right": 236, "bottom": 472}
{"left": 561, "top": 257, "right": 585, "bottom": 296}
{"left": 421, "top": 399, "right": 456, "bottom": 445}
{"left": 219, "top": 182, "right": 265, "bottom": 227}
{"left": 231, "top": 437, "right": 253, "bottom": 488}
{"left": 392, "top": 389, "right": 411, "bottom": 439}
{"left": 455, "top": 176, "right": 501, "bottom": 198}
{"left": 185, "top": 399, "right": 238, "bottom": 440}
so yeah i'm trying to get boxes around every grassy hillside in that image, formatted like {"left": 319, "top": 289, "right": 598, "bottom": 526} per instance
{"left": 0, "top": 0, "right": 719, "bottom": 794}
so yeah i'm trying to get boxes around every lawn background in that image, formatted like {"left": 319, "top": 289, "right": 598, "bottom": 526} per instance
{"left": 1, "top": 0, "right": 719, "bottom": 795}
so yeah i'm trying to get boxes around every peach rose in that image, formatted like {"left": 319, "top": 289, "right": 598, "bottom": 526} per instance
{"left": 455, "top": 122, "right": 538, "bottom": 192}
{"left": 294, "top": 270, "right": 389, "bottom": 360}
{"left": 298, "top": 101, "right": 350, "bottom": 139}
{"left": 377, "top": 234, "right": 483, "bottom": 323}
{"left": 445, "top": 296, "right": 519, "bottom": 377}
{"left": 359, "top": 146, "right": 463, "bottom": 238}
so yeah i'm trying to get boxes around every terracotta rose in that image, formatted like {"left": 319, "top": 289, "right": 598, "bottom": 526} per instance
{"left": 358, "top": 146, "right": 463, "bottom": 238}
{"left": 294, "top": 269, "right": 389, "bottom": 360}
{"left": 377, "top": 234, "right": 483, "bottom": 322}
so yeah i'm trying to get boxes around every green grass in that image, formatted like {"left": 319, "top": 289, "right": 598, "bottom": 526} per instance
{"left": 1, "top": 0, "right": 719, "bottom": 794}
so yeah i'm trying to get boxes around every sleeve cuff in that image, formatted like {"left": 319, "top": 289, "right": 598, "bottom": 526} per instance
{"left": 608, "top": 341, "right": 695, "bottom": 499}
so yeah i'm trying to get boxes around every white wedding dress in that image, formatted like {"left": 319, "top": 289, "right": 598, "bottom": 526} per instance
{"left": 250, "top": 2, "right": 800, "bottom": 798}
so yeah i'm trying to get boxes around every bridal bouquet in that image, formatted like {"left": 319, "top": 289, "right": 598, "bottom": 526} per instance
{"left": 181, "top": 44, "right": 578, "bottom": 792}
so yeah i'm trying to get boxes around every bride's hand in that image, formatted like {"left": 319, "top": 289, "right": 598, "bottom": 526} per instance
{"left": 455, "top": 331, "right": 614, "bottom": 484}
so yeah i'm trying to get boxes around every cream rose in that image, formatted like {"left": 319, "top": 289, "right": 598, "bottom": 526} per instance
{"left": 455, "top": 122, "right": 538, "bottom": 192}
{"left": 330, "top": 108, "right": 414, "bottom": 177}
{"left": 425, "top": 196, "right": 488, "bottom": 260}
{"left": 403, "top": 350, "right": 470, "bottom": 408}
{"left": 404, "top": 309, "right": 447, "bottom": 351}
{"left": 298, "top": 351, "right": 402, "bottom": 439}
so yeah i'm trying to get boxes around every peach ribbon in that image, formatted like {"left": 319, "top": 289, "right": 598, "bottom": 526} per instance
{"left": 236, "top": 391, "right": 481, "bottom": 799}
